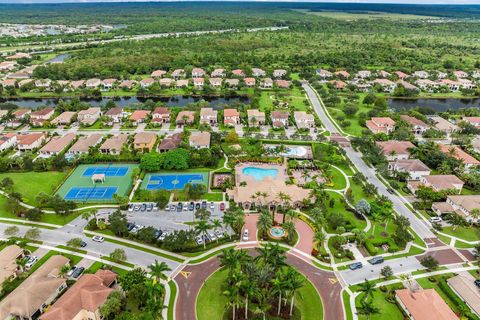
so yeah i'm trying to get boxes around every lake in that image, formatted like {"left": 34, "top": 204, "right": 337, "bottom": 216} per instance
{"left": 0, "top": 95, "right": 250, "bottom": 109}
{"left": 388, "top": 98, "right": 480, "bottom": 112}
{"left": 45, "top": 54, "right": 70, "bottom": 64}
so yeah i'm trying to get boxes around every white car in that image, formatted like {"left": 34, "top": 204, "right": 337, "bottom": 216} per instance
{"left": 210, "top": 202, "right": 215, "bottom": 209}
{"left": 92, "top": 235, "right": 105, "bottom": 242}
{"left": 165, "top": 204, "right": 170, "bottom": 211}
{"left": 242, "top": 229, "right": 249, "bottom": 241}
{"left": 430, "top": 217, "right": 442, "bottom": 223}
{"left": 208, "top": 232, "right": 217, "bottom": 241}
{"left": 25, "top": 256, "right": 38, "bottom": 269}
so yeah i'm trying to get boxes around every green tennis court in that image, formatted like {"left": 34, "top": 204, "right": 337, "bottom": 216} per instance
{"left": 56, "top": 163, "right": 139, "bottom": 202}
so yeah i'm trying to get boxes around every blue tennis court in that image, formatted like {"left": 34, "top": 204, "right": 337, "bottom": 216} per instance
{"left": 145, "top": 173, "right": 206, "bottom": 191}
{"left": 64, "top": 186, "right": 118, "bottom": 200}
{"left": 82, "top": 166, "right": 128, "bottom": 177}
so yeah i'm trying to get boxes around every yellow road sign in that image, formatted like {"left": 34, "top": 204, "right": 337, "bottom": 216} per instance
{"left": 328, "top": 278, "right": 338, "bottom": 284}
{"left": 180, "top": 271, "right": 192, "bottom": 279}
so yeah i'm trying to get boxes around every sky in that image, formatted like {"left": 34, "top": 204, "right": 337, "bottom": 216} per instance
{"left": 2, "top": 0, "right": 480, "bottom": 4}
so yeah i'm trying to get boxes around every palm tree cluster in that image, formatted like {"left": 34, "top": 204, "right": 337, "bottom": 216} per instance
{"left": 220, "top": 244, "right": 304, "bottom": 320}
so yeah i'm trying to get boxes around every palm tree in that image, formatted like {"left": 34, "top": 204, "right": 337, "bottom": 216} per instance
{"left": 285, "top": 268, "right": 304, "bottom": 316}
{"left": 282, "top": 220, "right": 295, "bottom": 243}
{"left": 240, "top": 278, "right": 257, "bottom": 319}
{"left": 358, "top": 300, "right": 380, "bottom": 319}
{"left": 272, "top": 274, "right": 286, "bottom": 315}
{"left": 195, "top": 220, "right": 211, "bottom": 249}
{"left": 81, "top": 210, "right": 93, "bottom": 222}
{"left": 222, "top": 213, "right": 236, "bottom": 239}
{"left": 148, "top": 260, "right": 171, "bottom": 282}
{"left": 257, "top": 211, "right": 273, "bottom": 238}
{"left": 284, "top": 209, "right": 296, "bottom": 223}
{"left": 314, "top": 229, "right": 326, "bottom": 248}
{"left": 211, "top": 219, "right": 222, "bottom": 243}
{"left": 382, "top": 208, "right": 395, "bottom": 233}
{"left": 252, "top": 289, "right": 271, "bottom": 320}
{"left": 219, "top": 248, "right": 248, "bottom": 275}
{"left": 370, "top": 210, "right": 382, "bottom": 238}
{"left": 359, "top": 279, "right": 376, "bottom": 303}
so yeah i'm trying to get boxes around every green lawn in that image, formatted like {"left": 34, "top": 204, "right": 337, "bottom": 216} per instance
{"left": 328, "top": 166, "right": 347, "bottom": 190}
{"left": 258, "top": 87, "right": 309, "bottom": 112}
{"left": 324, "top": 191, "right": 367, "bottom": 233}
{"left": 343, "top": 290, "right": 353, "bottom": 320}
{"left": 0, "top": 171, "right": 67, "bottom": 205}
{"left": 29, "top": 250, "right": 83, "bottom": 274}
{"left": 442, "top": 226, "right": 480, "bottom": 242}
{"left": 355, "top": 284, "right": 405, "bottom": 320}
{"left": 197, "top": 267, "right": 323, "bottom": 320}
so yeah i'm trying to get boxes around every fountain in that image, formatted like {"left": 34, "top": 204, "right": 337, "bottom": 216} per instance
{"left": 269, "top": 226, "right": 287, "bottom": 240}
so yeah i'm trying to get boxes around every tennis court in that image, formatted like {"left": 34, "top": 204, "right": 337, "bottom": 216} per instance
{"left": 142, "top": 172, "right": 208, "bottom": 191}
{"left": 64, "top": 186, "right": 118, "bottom": 201}
{"left": 56, "top": 163, "right": 139, "bottom": 202}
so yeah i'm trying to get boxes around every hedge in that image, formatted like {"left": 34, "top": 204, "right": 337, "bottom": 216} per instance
{"left": 364, "top": 239, "right": 378, "bottom": 256}
{"left": 438, "top": 278, "right": 479, "bottom": 320}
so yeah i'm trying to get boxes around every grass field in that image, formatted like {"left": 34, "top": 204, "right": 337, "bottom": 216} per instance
{"left": 0, "top": 171, "right": 67, "bottom": 206}
{"left": 441, "top": 225, "right": 480, "bottom": 242}
{"left": 197, "top": 267, "right": 323, "bottom": 320}
{"left": 259, "top": 87, "right": 309, "bottom": 112}
{"left": 355, "top": 283, "right": 404, "bottom": 320}
{"left": 297, "top": 9, "right": 438, "bottom": 21}
{"left": 56, "top": 164, "right": 138, "bottom": 202}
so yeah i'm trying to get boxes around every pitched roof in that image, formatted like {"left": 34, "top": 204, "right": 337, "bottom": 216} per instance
{"left": 395, "top": 288, "right": 458, "bottom": 320}
{"left": 223, "top": 109, "right": 239, "bottom": 117}
{"left": 189, "top": 131, "right": 210, "bottom": 147}
{"left": 100, "top": 134, "right": 128, "bottom": 151}
{"left": 423, "top": 175, "right": 464, "bottom": 190}
{"left": 400, "top": 115, "right": 428, "bottom": 128}
{"left": 0, "top": 245, "right": 23, "bottom": 285}
{"left": 39, "top": 133, "right": 76, "bottom": 153}
{"left": 129, "top": 110, "right": 150, "bottom": 121}
{"left": 105, "top": 107, "right": 123, "bottom": 117}
{"left": 41, "top": 269, "right": 117, "bottom": 320}
{"left": 271, "top": 111, "right": 289, "bottom": 119}
{"left": 31, "top": 107, "right": 54, "bottom": 118}
{"left": 447, "top": 195, "right": 480, "bottom": 212}
{"left": 16, "top": 133, "right": 45, "bottom": 146}
{"left": 447, "top": 275, "right": 480, "bottom": 316}
{"left": 438, "top": 144, "right": 480, "bottom": 165}
{"left": 134, "top": 132, "right": 156, "bottom": 145}
{"left": 68, "top": 134, "right": 103, "bottom": 153}
{"left": 390, "top": 159, "right": 430, "bottom": 172}
{"left": 51, "top": 112, "right": 76, "bottom": 125}
{"left": 377, "top": 140, "right": 415, "bottom": 156}
{"left": 158, "top": 133, "right": 182, "bottom": 151}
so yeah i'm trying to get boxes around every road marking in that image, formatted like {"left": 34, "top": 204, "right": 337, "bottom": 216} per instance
{"left": 328, "top": 278, "right": 338, "bottom": 284}
{"left": 180, "top": 271, "right": 192, "bottom": 279}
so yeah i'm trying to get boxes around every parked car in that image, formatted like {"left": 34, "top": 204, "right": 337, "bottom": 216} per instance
{"left": 133, "top": 204, "right": 141, "bottom": 211}
{"left": 177, "top": 202, "right": 183, "bottom": 212}
{"left": 165, "top": 204, "right": 170, "bottom": 211}
{"left": 474, "top": 279, "right": 480, "bottom": 288}
{"left": 67, "top": 266, "right": 76, "bottom": 277}
{"left": 159, "top": 232, "right": 169, "bottom": 241}
{"left": 146, "top": 203, "right": 153, "bottom": 212}
{"left": 140, "top": 203, "right": 147, "bottom": 211}
{"left": 25, "top": 256, "right": 38, "bottom": 269}
{"left": 171, "top": 205, "right": 177, "bottom": 212}
{"left": 215, "top": 230, "right": 224, "bottom": 239}
{"left": 210, "top": 202, "right": 215, "bottom": 209}
{"left": 430, "top": 216, "right": 442, "bottom": 223}
{"left": 189, "top": 202, "right": 195, "bottom": 211}
{"left": 128, "top": 204, "right": 134, "bottom": 212}
{"left": 92, "top": 235, "right": 104, "bottom": 243}
{"left": 195, "top": 203, "right": 201, "bottom": 210}
{"left": 208, "top": 232, "right": 217, "bottom": 241}
{"left": 349, "top": 262, "right": 363, "bottom": 270}
{"left": 153, "top": 204, "right": 158, "bottom": 211}
{"left": 219, "top": 203, "right": 225, "bottom": 211}
{"left": 387, "top": 188, "right": 395, "bottom": 194}
{"left": 127, "top": 222, "right": 135, "bottom": 231}
{"left": 368, "top": 256, "right": 384, "bottom": 265}
{"left": 71, "top": 267, "right": 85, "bottom": 279}
{"left": 242, "top": 229, "right": 249, "bottom": 241}
{"left": 201, "top": 201, "right": 207, "bottom": 209}
{"left": 195, "top": 236, "right": 204, "bottom": 245}
{"left": 80, "top": 240, "right": 87, "bottom": 248}
{"left": 183, "top": 202, "right": 189, "bottom": 211}
{"left": 155, "top": 229, "right": 162, "bottom": 239}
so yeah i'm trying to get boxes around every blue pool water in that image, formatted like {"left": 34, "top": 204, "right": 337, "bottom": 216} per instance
{"left": 242, "top": 167, "right": 279, "bottom": 181}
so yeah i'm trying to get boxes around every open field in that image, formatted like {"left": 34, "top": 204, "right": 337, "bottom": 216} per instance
{"left": 296, "top": 9, "right": 439, "bottom": 21}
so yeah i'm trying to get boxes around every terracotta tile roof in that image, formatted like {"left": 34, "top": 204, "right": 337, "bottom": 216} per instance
{"left": 39, "top": 133, "right": 76, "bottom": 154}
{"left": 17, "top": 133, "right": 45, "bottom": 146}
{"left": 105, "top": 107, "right": 123, "bottom": 117}
{"left": 51, "top": 111, "right": 76, "bottom": 125}
{"left": 134, "top": 132, "right": 156, "bottom": 145}
{"left": 438, "top": 144, "right": 480, "bottom": 165}
{"left": 68, "top": 134, "right": 102, "bottom": 153}
{"left": 422, "top": 175, "right": 464, "bottom": 191}
{"left": 189, "top": 131, "right": 210, "bottom": 147}
{"left": 223, "top": 109, "right": 239, "bottom": 117}
{"left": 389, "top": 159, "right": 430, "bottom": 172}
{"left": 400, "top": 115, "right": 428, "bottom": 128}
{"left": 0, "top": 245, "right": 23, "bottom": 286}
{"left": 151, "top": 70, "right": 167, "bottom": 77}
{"left": 377, "top": 140, "right": 415, "bottom": 156}
{"left": 13, "top": 108, "right": 30, "bottom": 118}
{"left": 158, "top": 133, "right": 182, "bottom": 151}
{"left": 31, "top": 107, "right": 54, "bottom": 118}
{"left": 447, "top": 275, "right": 480, "bottom": 316}
{"left": 153, "top": 107, "right": 170, "bottom": 116}
{"left": 395, "top": 288, "right": 458, "bottom": 320}
{"left": 129, "top": 110, "right": 150, "bottom": 122}
{"left": 271, "top": 111, "right": 289, "bottom": 119}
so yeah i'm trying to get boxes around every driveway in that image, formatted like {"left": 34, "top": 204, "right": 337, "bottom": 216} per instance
{"left": 242, "top": 213, "right": 259, "bottom": 242}
{"left": 416, "top": 249, "right": 464, "bottom": 265}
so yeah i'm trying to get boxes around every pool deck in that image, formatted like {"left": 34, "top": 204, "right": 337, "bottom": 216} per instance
{"left": 235, "top": 162, "right": 287, "bottom": 185}
{"left": 264, "top": 144, "right": 313, "bottom": 159}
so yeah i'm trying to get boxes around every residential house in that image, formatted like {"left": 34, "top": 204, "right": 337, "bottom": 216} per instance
{"left": 397, "top": 80, "right": 419, "bottom": 91}
{"left": 271, "top": 110, "right": 289, "bottom": 128}
{"left": 378, "top": 70, "right": 391, "bottom": 78}
{"left": 432, "top": 195, "right": 480, "bottom": 222}
{"left": 335, "top": 70, "right": 350, "bottom": 79}
{"left": 400, "top": 115, "right": 429, "bottom": 134}
{"left": 0, "top": 245, "right": 25, "bottom": 286}
{"left": 159, "top": 78, "right": 174, "bottom": 87}
{"left": 171, "top": 69, "right": 185, "bottom": 79}
{"left": 67, "top": 134, "right": 103, "bottom": 155}
{"left": 294, "top": 111, "right": 315, "bottom": 129}
{"left": 447, "top": 275, "right": 480, "bottom": 317}
{"left": 152, "top": 107, "right": 171, "bottom": 124}
{"left": 330, "top": 80, "right": 347, "bottom": 90}
{"left": 395, "top": 288, "right": 458, "bottom": 320}
{"left": 225, "top": 78, "right": 240, "bottom": 88}
{"left": 463, "top": 117, "right": 480, "bottom": 128}
{"left": 85, "top": 78, "right": 101, "bottom": 89}
{"left": 129, "top": 110, "right": 150, "bottom": 125}
{"left": 247, "top": 109, "right": 265, "bottom": 126}
{"left": 158, "top": 133, "right": 182, "bottom": 153}
{"left": 223, "top": 109, "right": 240, "bottom": 126}
{"left": 40, "top": 269, "right": 117, "bottom": 320}
{"left": 388, "top": 159, "right": 431, "bottom": 180}
{"left": 192, "top": 68, "right": 205, "bottom": 78}
{"left": 118, "top": 80, "right": 137, "bottom": 90}
{"left": 395, "top": 71, "right": 409, "bottom": 79}
{"left": 244, "top": 77, "right": 256, "bottom": 87}
{"left": 6, "top": 52, "right": 31, "bottom": 60}
{"left": 38, "top": 133, "right": 76, "bottom": 157}
{"left": 102, "top": 78, "right": 117, "bottom": 90}
{"left": 439, "top": 79, "right": 461, "bottom": 92}
{"left": 175, "top": 79, "right": 188, "bottom": 88}
{"left": 472, "top": 136, "right": 480, "bottom": 153}
{"left": 252, "top": 68, "right": 266, "bottom": 77}
{"left": 438, "top": 144, "right": 480, "bottom": 169}
{"left": 273, "top": 69, "right": 287, "bottom": 78}
{"left": 13, "top": 108, "right": 31, "bottom": 119}
{"left": 140, "top": 77, "right": 155, "bottom": 88}
{"left": 209, "top": 77, "right": 222, "bottom": 88}
{"left": 413, "top": 70, "right": 430, "bottom": 79}
{"left": 104, "top": 107, "right": 125, "bottom": 124}
{"left": 260, "top": 78, "right": 273, "bottom": 89}
{"left": 176, "top": 110, "right": 195, "bottom": 125}
{"left": 1, "top": 79, "right": 17, "bottom": 88}
{"left": 407, "top": 175, "right": 464, "bottom": 194}
{"left": 51, "top": 111, "right": 76, "bottom": 126}
{"left": 232, "top": 69, "right": 245, "bottom": 78}
{"left": 415, "top": 79, "right": 439, "bottom": 92}
{"left": 16, "top": 133, "right": 45, "bottom": 151}
{"left": 211, "top": 68, "right": 225, "bottom": 78}
{"left": 316, "top": 69, "right": 332, "bottom": 79}
{"left": 77, "top": 107, "right": 101, "bottom": 126}
{"left": 0, "top": 255, "right": 69, "bottom": 320}
{"left": 365, "top": 117, "right": 396, "bottom": 134}
{"left": 275, "top": 80, "right": 291, "bottom": 88}
{"left": 429, "top": 116, "right": 459, "bottom": 136}
{"left": 30, "top": 107, "right": 54, "bottom": 126}
{"left": 437, "top": 71, "right": 448, "bottom": 79}
{"left": 7, "top": 72, "right": 29, "bottom": 80}
{"left": 200, "top": 108, "right": 218, "bottom": 125}
{"left": 35, "top": 79, "right": 52, "bottom": 89}
{"left": 458, "top": 78, "right": 476, "bottom": 90}
{"left": 133, "top": 132, "right": 156, "bottom": 152}
{"left": 193, "top": 77, "right": 204, "bottom": 88}
{"left": 18, "top": 79, "right": 33, "bottom": 88}
{"left": 189, "top": 131, "right": 211, "bottom": 149}
{"left": 373, "top": 78, "right": 396, "bottom": 92}
{"left": 0, "top": 133, "right": 17, "bottom": 151}
{"left": 100, "top": 134, "right": 129, "bottom": 155}
{"left": 453, "top": 70, "right": 469, "bottom": 79}
{"left": 70, "top": 80, "right": 85, "bottom": 90}
{"left": 151, "top": 70, "right": 167, "bottom": 78}
{"left": 0, "top": 61, "right": 17, "bottom": 71}
{"left": 376, "top": 140, "right": 415, "bottom": 160}
{"left": 356, "top": 70, "right": 371, "bottom": 79}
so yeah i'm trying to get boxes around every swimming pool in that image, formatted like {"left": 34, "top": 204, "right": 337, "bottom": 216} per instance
{"left": 267, "top": 145, "right": 308, "bottom": 158}
{"left": 242, "top": 167, "right": 279, "bottom": 181}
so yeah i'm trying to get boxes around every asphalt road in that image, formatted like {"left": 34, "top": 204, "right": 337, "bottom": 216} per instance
{"left": 0, "top": 223, "right": 181, "bottom": 274}
{"left": 303, "top": 83, "right": 434, "bottom": 239}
